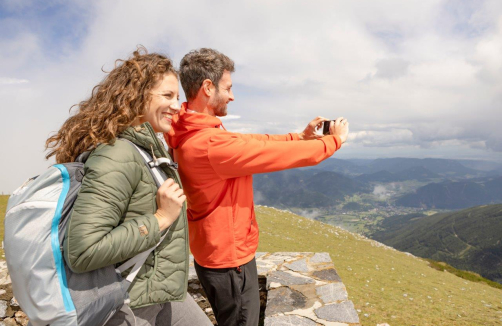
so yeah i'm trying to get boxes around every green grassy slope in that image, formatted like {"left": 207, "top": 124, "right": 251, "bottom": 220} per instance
{"left": 256, "top": 206, "right": 502, "bottom": 326}
{"left": 372, "top": 204, "right": 502, "bottom": 283}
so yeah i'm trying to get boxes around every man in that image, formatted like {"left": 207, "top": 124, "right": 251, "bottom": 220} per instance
{"left": 165, "top": 48, "right": 349, "bottom": 326}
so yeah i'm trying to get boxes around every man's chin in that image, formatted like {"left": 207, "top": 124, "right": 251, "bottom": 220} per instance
{"left": 215, "top": 108, "right": 228, "bottom": 117}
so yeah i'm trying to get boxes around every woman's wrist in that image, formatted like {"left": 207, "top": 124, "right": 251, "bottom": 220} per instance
{"left": 154, "top": 211, "right": 171, "bottom": 231}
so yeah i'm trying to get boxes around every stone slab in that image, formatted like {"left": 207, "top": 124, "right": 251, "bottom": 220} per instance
{"left": 266, "top": 287, "right": 307, "bottom": 316}
{"left": 265, "top": 315, "right": 318, "bottom": 326}
{"left": 267, "top": 271, "right": 315, "bottom": 288}
{"left": 310, "top": 252, "right": 331, "bottom": 263}
{"left": 312, "top": 268, "right": 342, "bottom": 282}
{"left": 315, "top": 301, "right": 360, "bottom": 324}
{"left": 316, "top": 283, "right": 348, "bottom": 303}
{"left": 284, "top": 258, "right": 309, "bottom": 273}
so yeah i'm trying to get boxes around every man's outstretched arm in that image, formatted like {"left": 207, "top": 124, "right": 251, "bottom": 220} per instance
{"left": 208, "top": 134, "right": 342, "bottom": 179}
{"left": 240, "top": 116, "right": 329, "bottom": 142}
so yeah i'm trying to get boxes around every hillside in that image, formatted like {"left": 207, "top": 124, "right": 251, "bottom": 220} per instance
{"left": 253, "top": 169, "right": 369, "bottom": 208}
{"left": 371, "top": 204, "right": 502, "bottom": 283}
{"left": 356, "top": 166, "right": 440, "bottom": 183}
{"left": 395, "top": 177, "right": 502, "bottom": 209}
{"left": 256, "top": 206, "right": 502, "bottom": 326}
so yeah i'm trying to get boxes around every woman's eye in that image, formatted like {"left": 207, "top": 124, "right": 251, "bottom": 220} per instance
{"left": 163, "top": 93, "right": 173, "bottom": 99}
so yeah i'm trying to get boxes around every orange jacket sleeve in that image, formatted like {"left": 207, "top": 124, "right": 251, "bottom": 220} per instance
{"left": 207, "top": 133, "right": 342, "bottom": 179}
{"left": 239, "top": 133, "right": 301, "bottom": 141}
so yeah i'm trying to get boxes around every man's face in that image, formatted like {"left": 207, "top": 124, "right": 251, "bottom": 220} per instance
{"left": 208, "top": 70, "right": 234, "bottom": 117}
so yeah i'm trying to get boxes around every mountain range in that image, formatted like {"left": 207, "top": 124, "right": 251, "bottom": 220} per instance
{"left": 255, "top": 158, "right": 502, "bottom": 209}
{"left": 307, "top": 157, "right": 498, "bottom": 178}
{"left": 395, "top": 176, "right": 502, "bottom": 209}
{"left": 253, "top": 169, "right": 369, "bottom": 208}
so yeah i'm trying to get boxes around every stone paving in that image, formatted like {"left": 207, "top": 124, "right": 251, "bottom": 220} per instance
{"left": 188, "top": 252, "right": 360, "bottom": 326}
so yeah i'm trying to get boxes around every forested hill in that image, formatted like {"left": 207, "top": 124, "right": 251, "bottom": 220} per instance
{"left": 371, "top": 204, "right": 502, "bottom": 283}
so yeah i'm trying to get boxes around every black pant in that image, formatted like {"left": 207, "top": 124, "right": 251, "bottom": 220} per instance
{"left": 194, "top": 258, "right": 260, "bottom": 326}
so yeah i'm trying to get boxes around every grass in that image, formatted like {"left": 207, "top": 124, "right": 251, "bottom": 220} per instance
{"left": 426, "top": 260, "right": 502, "bottom": 290}
{"left": 256, "top": 205, "right": 502, "bottom": 326}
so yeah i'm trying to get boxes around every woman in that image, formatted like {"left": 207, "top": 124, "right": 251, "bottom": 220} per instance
{"left": 46, "top": 47, "right": 212, "bottom": 326}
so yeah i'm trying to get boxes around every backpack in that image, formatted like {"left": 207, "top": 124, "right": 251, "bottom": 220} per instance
{"left": 3, "top": 139, "right": 176, "bottom": 326}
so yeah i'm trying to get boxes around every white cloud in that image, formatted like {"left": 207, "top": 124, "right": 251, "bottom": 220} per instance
{"left": 0, "top": 78, "right": 29, "bottom": 85}
{"left": 1, "top": 0, "right": 502, "bottom": 193}
{"left": 219, "top": 115, "right": 241, "bottom": 120}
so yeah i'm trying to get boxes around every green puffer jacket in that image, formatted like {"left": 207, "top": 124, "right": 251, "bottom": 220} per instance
{"left": 64, "top": 122, "right": 188, "bottom": 308}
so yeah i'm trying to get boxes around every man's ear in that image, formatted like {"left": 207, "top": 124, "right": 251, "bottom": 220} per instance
{"left": 202, "top": 79, "right": 213, "bottom": 97}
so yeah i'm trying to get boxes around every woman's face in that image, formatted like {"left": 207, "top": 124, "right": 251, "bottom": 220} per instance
{"left": 140, "top": 73, "right": 180, "bottom": 133}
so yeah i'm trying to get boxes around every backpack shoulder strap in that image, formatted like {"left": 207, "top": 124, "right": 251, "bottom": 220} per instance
{"left": 114, "top": 139, "right": 173, "bottom": 282}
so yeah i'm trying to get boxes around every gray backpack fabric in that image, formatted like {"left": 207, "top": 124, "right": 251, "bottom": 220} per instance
{"left": 4, "top": 141, "right": 171, "bottom": 326}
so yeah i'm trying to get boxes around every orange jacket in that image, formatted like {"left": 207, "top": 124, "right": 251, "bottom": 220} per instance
{"left": 166, "top": 104, "right": 342, "bottom": 268}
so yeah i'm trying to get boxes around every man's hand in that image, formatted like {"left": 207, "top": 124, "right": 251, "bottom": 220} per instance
{"left": 298, "top": 116, "right": 329, "bottom": 140}
{"left": 330, "top": 117, "right": 349, "bottom": 143}
{"left": 154, "top": 178, "right": 186, "bottom": 231}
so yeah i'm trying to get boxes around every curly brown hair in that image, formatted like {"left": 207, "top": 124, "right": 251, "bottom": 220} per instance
{"left": 46, "top": 46, "right": 177, "bottom": 163}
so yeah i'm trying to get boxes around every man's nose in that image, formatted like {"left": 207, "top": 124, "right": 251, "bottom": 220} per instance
{"left": 229, "top": 90, "right": 235, "bottom": 102}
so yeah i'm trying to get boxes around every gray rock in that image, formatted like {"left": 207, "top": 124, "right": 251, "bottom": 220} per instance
{"left": 284, "top": 259, "right": 309, "bottom": 273}
{"left": 315, "top": 301, "right": 360, "bottom": 323}
{"left": 188, "top": 266, "right": 198, "bottom": 281}
{"left": 257, "top": 266, "right": 273, "bottom": 275}
{"left": 310, "top": 252, "right": 331, "bottom": 263}
{"left": 264, "top": 315, "right": 317, "bottom": 326}
{"left": 255, "top": 252, "right": 267, "bottom": 259}
{"left": 2, "top": 318, "right": 17, "bottom": 326}
{"left": 15, "top": 311, "right": 29, "bottom": 326}
{"left": 10, "top": 297, "right": 19, "bottom": 307}
{"left": 265, "top": 287, "right": 307, "bottom": 316}
{"left": 316, "top": 283, "right": 348, "bottom": 303}
{"left": 0, "top": 300, "right": 8, "bottom": 318}
{"left": 312, "top": 268, "right": 342, "bottom": 282}
{"left": 267, "top": 271, "right": 315, "bottom": 287}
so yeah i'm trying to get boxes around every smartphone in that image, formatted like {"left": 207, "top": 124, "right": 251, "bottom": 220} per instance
{"left": 322, "top": 120, "right": 334, "bottom": 135}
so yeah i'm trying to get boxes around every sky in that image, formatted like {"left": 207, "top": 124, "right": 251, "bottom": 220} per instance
{"left": 1, "top": 0, "right": 501, "bottom": 193}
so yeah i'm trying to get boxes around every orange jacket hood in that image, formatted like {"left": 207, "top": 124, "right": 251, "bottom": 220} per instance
{"left": 167, "top": 102, "right": 223, "bottom": 150}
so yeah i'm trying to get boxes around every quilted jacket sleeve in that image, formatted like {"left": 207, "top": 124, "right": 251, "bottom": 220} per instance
{"left": 64, "top": 150, "right": 161, "bottom": 273}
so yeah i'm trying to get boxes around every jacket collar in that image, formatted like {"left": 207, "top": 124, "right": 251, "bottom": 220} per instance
{"left": 120, "top": 122, "right": 169, "bottom": 159}
{"left": 167, "top": 102, "right": 224, "bottom": 149}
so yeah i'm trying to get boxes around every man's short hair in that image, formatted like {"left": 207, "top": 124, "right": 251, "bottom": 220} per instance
{"left": 179, "top": 48, "right": 235, "bottom": 101}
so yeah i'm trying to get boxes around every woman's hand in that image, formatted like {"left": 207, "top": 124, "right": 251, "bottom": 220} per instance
{"left": 330, "top": 117, "right": 349, "bottom": 143}
{"left": 298, "top": 116, "right": 329, "bottom": 140}
{"left": 154, "top": 178, "right": 186, "bottom": 231}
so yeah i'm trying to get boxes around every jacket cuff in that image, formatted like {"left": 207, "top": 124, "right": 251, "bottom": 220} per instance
{"left": 142, "top": 213, "right": 162, "bottom": 247}
{"left": 333, "top": 135, "right": 342, "bottom": 150}
{"left": 290, "top": 133, "right": 301, "bottom": 141}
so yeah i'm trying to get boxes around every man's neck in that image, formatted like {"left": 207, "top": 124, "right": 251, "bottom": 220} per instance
{"left": 186, "top": 99, "right": 215, "bottom": 116}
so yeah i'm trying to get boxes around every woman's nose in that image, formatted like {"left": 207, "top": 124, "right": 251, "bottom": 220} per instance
{"left": 168, "top": 102, "right": 180, "bottom": 113}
